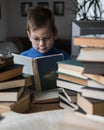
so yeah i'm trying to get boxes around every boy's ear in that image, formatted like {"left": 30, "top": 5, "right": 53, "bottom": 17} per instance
{"left": 27, "top": 31, "right": 31, "bottom": 40}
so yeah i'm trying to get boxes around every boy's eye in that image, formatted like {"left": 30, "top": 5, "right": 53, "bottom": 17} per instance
{"left": 32, "top": 36, "right": 52, "bottom": 43}
{"left": 33, "top": 38, "right": 40, "bottom": 41}
{"left": 43, "top": 37, "right": 51, "bottom": 41}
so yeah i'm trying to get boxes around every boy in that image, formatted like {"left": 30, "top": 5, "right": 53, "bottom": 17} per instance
{"left": 21, "top": 6, "right": 70, "bottom": 60}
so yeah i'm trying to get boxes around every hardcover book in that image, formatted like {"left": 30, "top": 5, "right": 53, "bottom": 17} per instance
{"left": 0, "top": 74, "right": 33, "bottom": 90}
{"left": 83, "top": 73, "right": 104, "bottom": 85}
{"left": 33, "top": 88, "right": 59, "bottom": 103}
{"left": 56, "top": 79, "right": 84, "bottom": 93}
{"left": 0, "top": 87, "right": 25, "bottom": 101}
{"left": 77, "top": 47, "right": 104, "bottom": 62}
{"left": 57, "top": 59, "right": 84, "bottom": 72}
{"left": 57, "top": 59, "right": 86, "bottom": 79}
{"left": 77, "top": 93, "right": 104, "bottom": 116}
{"left": 74, "top": 35, "right": 104, "bottom": 47}
{"left": 0, "top": 64, "right": 23, "bottom": 82}
{"left": 13, "top": 53, "right": 64, "bottom": 91}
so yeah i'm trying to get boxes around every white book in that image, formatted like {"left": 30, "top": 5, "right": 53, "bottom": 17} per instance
{"left": 56, "top": 79, "right": 84, "bottom": 92}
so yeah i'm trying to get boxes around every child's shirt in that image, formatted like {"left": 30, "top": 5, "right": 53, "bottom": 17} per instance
{"left": 20, "top": 46, "right": 70, "bottom": 60}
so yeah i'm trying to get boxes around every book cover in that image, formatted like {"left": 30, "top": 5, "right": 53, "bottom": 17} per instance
{"left": 77, "top": 93, "right": 104, "bottom": 116}
{"left": 57, "top": 59, "right": 84, "bottom": 72}
{"left": 0, "top": 87, "right": 25, "bottom": 101}
{"left": 33, "top": 88, "right": 59, "bottom": 103}
{"left": 0, "top": 64, "right": 23, "bottom": 82}
{"left": 0, "top": 74, "right": 33, "bottom": 90}
{"left": 83, "top": 73, "right": 104, "bottom": 85}
{"left": 77, "top": 47, "right": 104, "bottom": 62}
{"left": 83, "top": 62, "right": 104, "bottom": 74}
{"left": 74, "top": 35, "right": 104, "bottom": 47}
{"left": 57, "top": 59, "right": 86, "bottom": 79}
{"left": 13, "top": 53, "right": 64, "bottom": 91}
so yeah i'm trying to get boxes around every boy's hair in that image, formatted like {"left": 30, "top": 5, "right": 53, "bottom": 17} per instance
{"left": 26, "top": 6, "right": 57, "bottom": 35}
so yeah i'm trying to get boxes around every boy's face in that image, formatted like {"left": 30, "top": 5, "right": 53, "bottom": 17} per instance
{"left": 27, "top": 27, "right": 57, "bottom": 53}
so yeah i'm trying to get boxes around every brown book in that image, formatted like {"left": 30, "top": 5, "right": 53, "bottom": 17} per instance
{"left": 0, "top": 74, "right": 33, "bottom": 90}
{"left": 58, "top": 73, "right": 104, "bottom": 89}
{"left": 83, "top": 73, "right": 104, "bottom": 86}
{"left": 33, "top": 89, "right": 59, "bottom": 103}
{"left": 28, "top": 102, "right": 60, "bottom": 113}
{"left": 74, "top": 35, "right": 104, "bottom": 47}
{"left": 0, "top": 87, "right": 25, "bottom": 101}
{"left": 0, "top": 91, "right": 31, "bottom": 114}
{"left": 0, "top": 64, "right": 23, "bottom": 82}
{"left": 77, "top": 93, "right": 104, "bottom": 116}
{"left": 77, "top": 47, "right": 104, "bottom": 62}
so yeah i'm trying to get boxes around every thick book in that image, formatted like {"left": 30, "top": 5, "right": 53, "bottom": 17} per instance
{"left": 77, "top": 47, "right": 104, "bottom": 62}
{"left": 56, "top": 78, "right": 84, "bottom": 92}
{"left": 57, "top": 59, "right": 86, "bottom": 79}
{"left": 33, "top": 88, "right": 59, "bottom": 103}
{"left": 77, "top": 93, "right": 104, "bottom": 116}
{"left": 57, "top": 59, "right": 84, "bottom": 72}
{"left": 13, "top": 53, "right": 64, "bottom": 91}
{"left": 58, "top": 73, "right": 104, "bottom": 89}
{"left": 83, "top": 62, "right": 104, "bottom": 74}
{"left": 28, "top": 102, "right": 60, "bottom": 113}
{"left": 74, "top": 35, "right": 104, "bottom": 47}
{"left": 0, "top": 91, "right": 31, "bottom": 114}
{"left": 0, "top": 64, "right": 23, "bottom": 82}
{"left": 0, "top": 74, "right": 33, "bottom": 90}
{"left": 0, "top": 87, "right": 25, "bottom": 101}
{"left": 81, "top": 87, "right": 104, "bottom": 100}
{"left": 83, "top": 73, "right": 104, "bottom": 85}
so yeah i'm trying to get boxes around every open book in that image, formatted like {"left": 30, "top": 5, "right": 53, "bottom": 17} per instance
{"left": 13, "top": 53, "right": 63, "bottom": 91}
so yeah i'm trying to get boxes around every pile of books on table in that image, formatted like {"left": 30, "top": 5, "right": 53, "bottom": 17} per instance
{"left": 0, "top": 53, "right": 33, "bottom": 114}
{"left": 56, "top": 35, "right": 104, "bottom": 116}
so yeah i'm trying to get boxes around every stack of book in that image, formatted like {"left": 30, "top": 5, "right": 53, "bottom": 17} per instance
{"left": 56, "top": 35, "right": 104, "bottom": 116}
{"left": 27, "top": 88, "right": 60, "bottom": 113}
{"left": 0, "top": 54, "right": 33, "bottom": 114}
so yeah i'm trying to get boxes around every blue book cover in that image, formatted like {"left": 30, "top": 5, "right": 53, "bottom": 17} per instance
{"left": 34, "top": 54, "right": 64, "bottom": 91}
